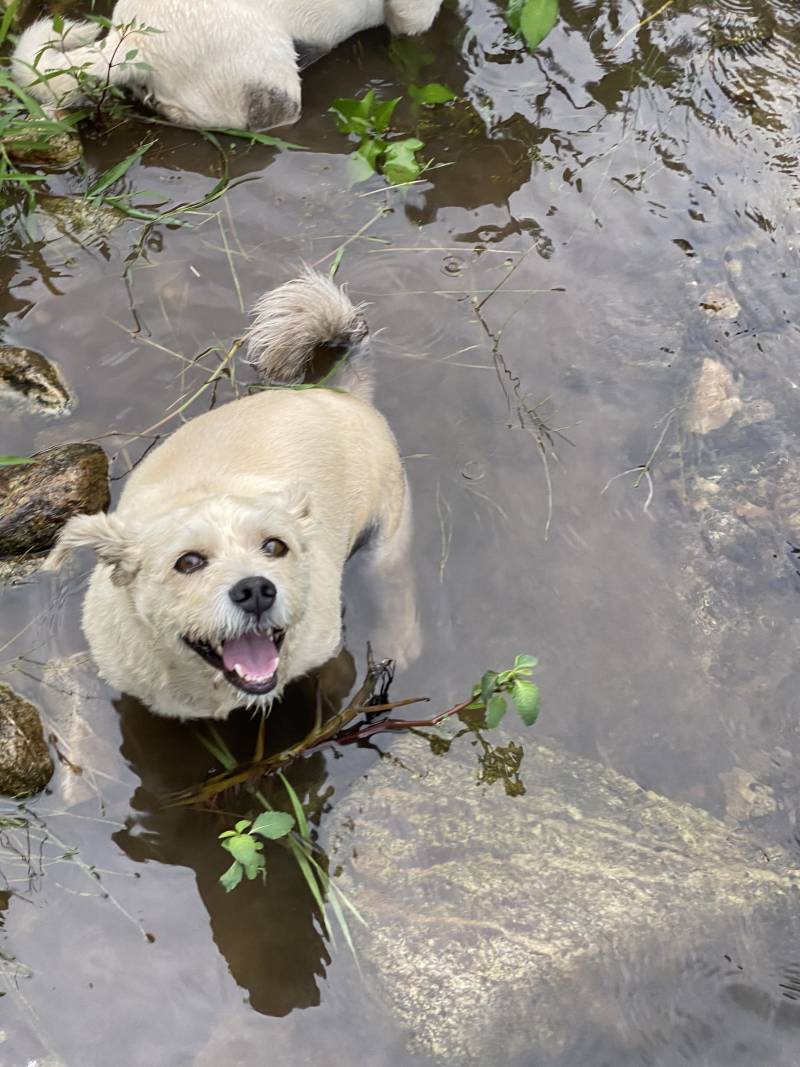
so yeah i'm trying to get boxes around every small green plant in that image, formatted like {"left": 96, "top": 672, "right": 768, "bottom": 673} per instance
{"left": 0, "top": 455, "right": 35, "bottom": 465}
{"left": 218, "top": 810, "right": 294, "bottom": 891}
{"left": 506, "top": 0, "right": 559, "bottom": 51}
{"left": 469, "top": 654, "right": 540, "bottom": 728}
{"left": 210, "top": 653, "right": 540, "bottom": 889}
{"left": 330, "top": 84, "right": 453, "bottom": 186}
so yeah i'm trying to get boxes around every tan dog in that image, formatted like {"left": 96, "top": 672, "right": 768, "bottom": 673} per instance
{"left": 46, "top": 273, "right": 417, "bottom": 720}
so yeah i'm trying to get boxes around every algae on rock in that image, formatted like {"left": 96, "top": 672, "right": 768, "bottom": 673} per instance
{"left": 325, "top": 735, "right": 800, "bottom": 1065}
{"left": 0, "top": 685, "right": 54, "bottom": 796}
{"left": 0, "top": 442, "right": 108, "bottom": 558}
{"left": 0, "top": 346, "right": 72, "bottom": 415}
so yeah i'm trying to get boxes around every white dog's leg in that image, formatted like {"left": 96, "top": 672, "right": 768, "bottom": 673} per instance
{"left": 11, "top": 18, "right": 113, "bottom": 108}
{"left": 360, "top": 488, "right": 421, "bottom": 670}
{"left": 384, "top": 0, "right": 443, "bottom": 35}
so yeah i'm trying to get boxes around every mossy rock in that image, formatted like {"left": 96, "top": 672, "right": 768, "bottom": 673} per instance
{"left": 34, "top": 195, "right": 124, "bottom": 249}
{"left": 324, "top": 735, "right": 800, "bottom": 1064}
{"left": 2, "top": 125, "right": 82, "bottom": 170}
{"left": 0, "top": 346, "right": 72, "bottom": 415}
{"left": 0, "top": 442, "right": 108, "bottom": 557}
{"left": 0, "top": 685, "right": 54, "bottom": 797}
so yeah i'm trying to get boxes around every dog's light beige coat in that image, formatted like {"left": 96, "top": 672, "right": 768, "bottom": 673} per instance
{"left": 13, "top": 0, "right": 443, "bottom": 130}
{"left": 46, "top": 273, "right": 416, "bottom": 720}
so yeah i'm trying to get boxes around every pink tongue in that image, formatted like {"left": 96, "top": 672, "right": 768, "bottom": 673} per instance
{"left": 221, "top": 632, "right": 278, "bottom": 678}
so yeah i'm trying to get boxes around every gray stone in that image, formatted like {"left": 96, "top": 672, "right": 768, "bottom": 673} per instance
{"left": 0, "top": 442, "right": 109, "bottom": 558}
{"left": 0, "top": 685, "right": 54, "bottom": 797}
{"left": 0, "top": 346, "right": 72, "bottom": 416}
{"left": 324, "top": 735, "right": 799, "bottom": 1065}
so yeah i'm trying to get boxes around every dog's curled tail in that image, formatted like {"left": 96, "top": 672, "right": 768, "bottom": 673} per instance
{"left": 245, "top": 270, "right": 373, "bottom": 402}
{"left": 11, "top": 18, "right": 109, "bottom": 108}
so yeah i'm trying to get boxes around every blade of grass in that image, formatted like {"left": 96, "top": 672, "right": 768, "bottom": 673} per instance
{"left": 87, "top": 141, "right": 155, "bottom": 198}
{"left": 289, "top": 837, "right": 333, "bottom": 942}
{"left": 278, "top": 772, "right": 310, "bottom": 842}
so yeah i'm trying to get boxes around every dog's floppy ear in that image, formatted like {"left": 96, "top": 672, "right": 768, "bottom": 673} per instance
{"left": 44, "top": 512, "right": 141, "bottom": 587}
{"left": 258, "top": 485, "right": 313, "bottom": 539}
{"left": 283, "top": 485, "right": 312, "bottom": 527}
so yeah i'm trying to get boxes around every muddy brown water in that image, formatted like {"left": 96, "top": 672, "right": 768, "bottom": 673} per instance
{"left": 3, "top": 0, "right": 800, "bottom": 1063}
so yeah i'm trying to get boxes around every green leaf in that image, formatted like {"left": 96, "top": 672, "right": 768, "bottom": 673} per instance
{"left": 382, "top": 137, "right": 424, "bottom": 185}
{"left": 0, "top": 456, "right": 35, "bottom": 466}
{"left": 86, "top": 140, "right": 154, "bottom": 198}
{"left": 355, "top": 136, "right": 385, "bottom": 173}
{"left": 0, "top": 0, "right": 22, "bottom": 46}
{"left": 278, "top": 771, "right": 310, "bottom": 842}
{"left": 243, "top": 855, "right": 265, "bottom": 880}
{"left": 479, "top": 670, "right": 499, "bottom": 706}
{"left": 226, "top": 833, "right": 259, "bottom": 865}
{"left": 234, "top": 819, "right": 251, "bottom": 833}
{"left": 485, "top": 693, "right": 508, "bottom": 729}
{"left": 513, "top": 654, "right": 538, "bottom": 673}
{"left": 506, "top": 0, "right": 527, "bottom": 33}
{"left": 330, "top": 92, "right": 375, "bottom": 136}
{"left": 371, "top": 96, "right": 401, "bottom": 133}
{"left": 216, "top": 128, "right": 304, "bottom": 150}
{"left": 219, "top": 860, "right": 243, "bottom": 892}
{"left": 124, "top": 49, "right": 139, "bottom": 62}
{"left": 516, "top": 0, "right": 559, "bottom": 51}
{"left": 511, "top": 679, "right": 540, "bottom": 726}
{"left": 408, "top": 82, "right": 456, "bottom": 106}
{"left": 250, "top": 811, "right": 294, "bottom": 840}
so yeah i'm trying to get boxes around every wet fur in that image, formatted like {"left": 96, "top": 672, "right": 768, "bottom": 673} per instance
{"left": 45, "top": 272, "right": 418, "bottom": 720}
{"left": 12, "top": 0, "right": 443, "bottom": 130}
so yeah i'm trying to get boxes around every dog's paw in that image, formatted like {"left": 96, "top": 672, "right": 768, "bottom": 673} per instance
{"left": 384, "top": 0, "right": 441, "bottom": 36}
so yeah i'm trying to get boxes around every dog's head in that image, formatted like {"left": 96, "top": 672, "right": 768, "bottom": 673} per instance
{"left": 46, "top": 491, "right": 313, "bottom": 704}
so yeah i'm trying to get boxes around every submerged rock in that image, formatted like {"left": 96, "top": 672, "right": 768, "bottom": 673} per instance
{"left": 0, "top": 443, "right": 108, "bottom": 558}
{"left": 2, "top": 124, "right": 81, "bottom": 170}
{"left": 0, "top": 686, "right": 54, "bottom": 797}
{"left": 325, "top": 736, "right": 799, "bottom": 1065}
{"left": 686, "top": 357, "right": 742, "bottom": 434}
{"left": 33, "top": 195, "right": 124, "bottom": 250}
{"left": 0, "top": 346, "right": 72, "bottom": 415}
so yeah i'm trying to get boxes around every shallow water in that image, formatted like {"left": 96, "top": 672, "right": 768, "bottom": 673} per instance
{"left": 3, "top": 0, "right": 800, "bottom": 1063}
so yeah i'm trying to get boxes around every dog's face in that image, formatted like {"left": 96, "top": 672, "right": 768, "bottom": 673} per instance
{"left": 48, "top": 492, "right": 313, "bottom": 706}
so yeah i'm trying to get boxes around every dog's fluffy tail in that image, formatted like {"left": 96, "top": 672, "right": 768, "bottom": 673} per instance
{"left": 245, "top": 271, "right": 373, "bottom": 402}
{"left": 11, "top": 18, "right": 111, "bottom": 108}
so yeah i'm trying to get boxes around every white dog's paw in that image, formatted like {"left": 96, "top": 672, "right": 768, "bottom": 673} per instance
{"left": 384, "top": 0, "right": 442, "bottom": 36}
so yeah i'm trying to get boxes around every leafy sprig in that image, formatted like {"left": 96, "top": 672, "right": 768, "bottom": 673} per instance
{"left": 218, "top": 811, "right": 294, "bottom": 891}
{"left": 468, "top": 654, "right": 540, "bottom": 729}
{"left": 330, "top": 84, "right": 453, "bottom": 186}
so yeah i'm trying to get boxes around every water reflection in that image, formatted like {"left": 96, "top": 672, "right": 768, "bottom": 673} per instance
{"left": 112, "top": 655, "right": 358, "bottom": 1017}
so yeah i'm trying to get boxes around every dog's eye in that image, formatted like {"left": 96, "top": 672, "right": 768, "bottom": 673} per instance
{"left": 175, "top": 552, "right": 207, "bottom": 574}
{"left": 262, "top": 538, "right": 288, "bottom": 559}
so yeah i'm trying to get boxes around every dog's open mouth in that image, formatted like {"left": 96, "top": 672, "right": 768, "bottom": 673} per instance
{"left": 182, "top": 629, "right": 285, "bottom": 695}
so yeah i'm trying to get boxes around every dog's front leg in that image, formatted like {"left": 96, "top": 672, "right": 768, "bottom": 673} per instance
{"left": 384, "top": 0, "right": 443, "bottom": 36}
{"left": 360, "top": 495, "right": 421, "bottom": 671}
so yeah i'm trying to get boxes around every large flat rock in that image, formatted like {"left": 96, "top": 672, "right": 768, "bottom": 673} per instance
{"left": 325, "top": 735, "right": 800, "bottom": 1065}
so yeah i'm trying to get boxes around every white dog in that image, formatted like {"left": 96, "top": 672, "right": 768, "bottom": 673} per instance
{"left": 45, "top": 273, "right": 418, "bottom": 721}
{"left": 12, "top": 0, "right": 443, "bottom": 130}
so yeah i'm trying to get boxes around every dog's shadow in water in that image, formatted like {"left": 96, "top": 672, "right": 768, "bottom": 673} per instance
{"left": 112, "top": 650, "right": 359, "bottom": 1017}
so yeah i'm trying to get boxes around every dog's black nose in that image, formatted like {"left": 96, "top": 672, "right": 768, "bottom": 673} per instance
{"left": 229, "top": 576, "right": 276, "bottom": 617}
